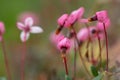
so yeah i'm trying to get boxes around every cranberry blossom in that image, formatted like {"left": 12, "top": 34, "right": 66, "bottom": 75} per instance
{"left": 0, "top": 22, "right": 5, "bottom": 41}
{"left": 17, "top": 17, "right": 43, "bottom": 42}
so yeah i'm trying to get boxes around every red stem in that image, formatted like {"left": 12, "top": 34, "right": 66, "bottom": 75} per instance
{"left": 103, "top": 23, "right": 109, "bottom": 71}
{"left": 21, "top": 41, "right": 27, "bottom": 80}
{"left": 1, "top": 38, "right": 12, "bottom": 80}
{"left": 61, "top": 54, "right": 68, "bottom": 75}
{"left": 70, "top": 26, "right": 92, "bottom": 78}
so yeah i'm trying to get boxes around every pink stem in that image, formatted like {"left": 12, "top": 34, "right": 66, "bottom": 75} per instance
{"left": 103, "top": 23, "right": 109, "bottom": 71}
{"left": 1, "top": 38, "right": 12, "bottom": 80}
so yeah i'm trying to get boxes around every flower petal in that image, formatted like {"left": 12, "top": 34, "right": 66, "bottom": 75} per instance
{"left": 20, "top": 31, "right": 30, "bottom": 42}
{"left": 30, "top": 26, "right": 43, "bottom": 33}
{"left": 25, "top": 17, "right": 33, "bottom": 27}
{"left": 17, "top": 22, "right": 25, "bottom": 30}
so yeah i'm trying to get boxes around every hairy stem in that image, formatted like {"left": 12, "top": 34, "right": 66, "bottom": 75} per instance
{"left": 1, "top": 38, "right": 12, "bottom": 80}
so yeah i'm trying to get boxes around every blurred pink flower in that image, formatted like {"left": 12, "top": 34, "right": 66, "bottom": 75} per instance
{"left": 50, "top": 32, "right": 65, "bottom": 45}
{"left": 77, "top": 27, "right": 104, "bottom": 42}
{"left": 17, "top": 17, "right": 43, "bottom": 42}
{"left": 0, "top": 22, "right": 5, "bottom": 41}
{"left": 97, "top": 18, "right": 111, "bottom": 31}
{"left": 57, "top": 37, "right": 71, "bottom": 53}
{"left": 77, "top": 28, "right": 89, "bottom": 42}
{"left": 57, "top": 14, "right": 69, "bottom": 26}
{"left": 90, "top": 27, "right": 104, "bottom": 40}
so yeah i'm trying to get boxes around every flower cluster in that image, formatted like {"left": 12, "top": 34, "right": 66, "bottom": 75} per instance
{"left": 52, "top": 6, "right": 111, "bottom": 79}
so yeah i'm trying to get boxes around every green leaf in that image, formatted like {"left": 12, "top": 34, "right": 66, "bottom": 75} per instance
{"left": 91, "top": 65, "right": 99, "bottom": 77}
{"left": 65, "top": 75, "right": 71, "bottom": 80}
{"left": 93, "top": 73, "right": 104, "bottom": 80}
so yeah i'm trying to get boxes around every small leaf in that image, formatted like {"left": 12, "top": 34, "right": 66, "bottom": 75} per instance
{"left": 65, "top": 75, "right": 71, "bottom": 80}
{"left": 93, "top": 73, "right": 104, "bottom": 80}
{"left": 91, "top": 65, "right": 99, "bottom": 77}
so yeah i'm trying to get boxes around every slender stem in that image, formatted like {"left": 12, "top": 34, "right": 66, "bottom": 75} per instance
{"left": 70, "top": 26, "right": 92, "bottom": 78}
{"left": 1, "top": 38, "right": 12, "bottom": 80}
{"left": 103, "top": 23, "right": 109, "bottom": 72}
{"left": 97, "top": 33, "right": 102, "bottom": 68}
{"left": 21, "top": 41, "right": 27, "bottom": 80}
{"left": 91, "top": 41, "right": 94, "bottom": 64}
{"left": 61, "top": 54, "right": 69, "bottom": 75}
{"left": 85, "top": 39, "right": 90, "bottom": 62}
{"left": 73, "top": 40, "right": 77, "bottom": 80}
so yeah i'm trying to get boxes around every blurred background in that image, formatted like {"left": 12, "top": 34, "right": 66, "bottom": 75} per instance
{"left": 0, "top": 0, "right": 120, "bottom": 80}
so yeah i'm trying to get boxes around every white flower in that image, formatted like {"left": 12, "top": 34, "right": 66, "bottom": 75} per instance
{"left": 17, "top": 17, "right": 43, "bottom": 42}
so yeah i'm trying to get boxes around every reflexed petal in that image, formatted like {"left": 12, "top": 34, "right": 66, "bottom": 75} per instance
{"left": 17, "top": 22, "right": 25, "bottom": 30}
{"left": 25, "top": 17, "right": 33, "bottom": 27}
{"left": 30, "top": 26, "right": 43, "bottom": 33}
{"left": 20, "top": 31, "right": 30, "bottom": 42}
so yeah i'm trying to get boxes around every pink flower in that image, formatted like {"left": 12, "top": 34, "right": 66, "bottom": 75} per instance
{"left": 17, "top": 17, "right": 43, "bottom": 42}
{"left": 77, "top": 27, "right": 104, "bottom": 42}
{"left": 0, "top": 22, "right": 5, "bottom": 41}
{"left": 18, "top": 12, "right": 40, "bottom": 25}
{"left": 77, "top": 28, "right": 89, "bottom": 42}
{"left": 96, "top": 10, "right": 109, "bottom": 23}
{"left": 65, "top": 7, "right": 84, "bottom": 27}
{"left": 57, "top": 14, "right": 69, "bottom": 26}
{"left": 97, "top": 18, "right": 111, "bottom": 31}
{"left": 90, "top": 27, "right": 104, "bottom": 40}
{"left": 50, "top": 32, "right": 65, "bottom": 45}
{"left": 57, "top": 37, "right": 71, "bottom": 53}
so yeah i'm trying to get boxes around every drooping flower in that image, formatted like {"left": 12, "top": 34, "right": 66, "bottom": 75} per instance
{"left": 89, "top": 10, "right": 109, "bottom": 23}
{"left": 96, "top": 10, "right": 109, "bottom": 23}
{"left": 56, "top": 14, "right": 69, "bottom": 35}
{"left": 17, "top": 17, "right": 43, "bottom": 42}
{"left": 96, "top": 19, "right": 111, "bottom": 31}
{"left": 57, "top": 14, "right": 69, "bottom": 26}
{"left": 77, "top": 28, "right": 89, "bottom": 42}
{"left": 64, "top": 7, "right": 84, "bottom": 27}
{"left": 77, "top": 27, "right": 104, "bottom": 42}
{"left": 57, "top": 37, "right": 71, "bottom": 53}
{"left": 0, "top": 22, "right": 5, "bottom": 41}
